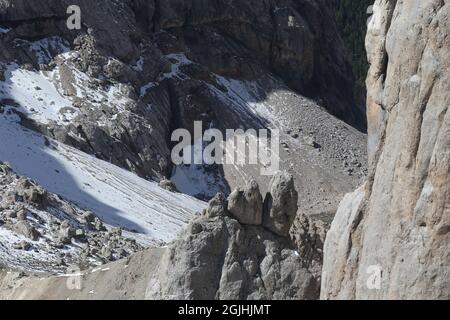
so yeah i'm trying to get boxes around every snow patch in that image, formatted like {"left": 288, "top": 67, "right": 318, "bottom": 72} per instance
{"left": 0, "top": 26, "right": 11, "bottom": 34}
{"left": 172, "top": 165, "right": 229, "bottom": 200}
{"left": 30, "top": 37, "right": 70, "bottom": 65}
{"left": 213, "top": 76, "right": 276, "bottom": 124}
{"left": 0, "top": 63, "right": 76, "bottom": 124}
{"left": 140, "top": 53, "right": 192, "bottom": 97}
{"left": 133, "top": 55, "right": 145, "bottom": 72}
{"left": 0, "top": 115, "right": 206, "bottom": 245}
{"left": 0, "top": 228, "right": 72, "bottom": 273}
{"left": 54, "top": 53, "right": 135, "bottom": 113}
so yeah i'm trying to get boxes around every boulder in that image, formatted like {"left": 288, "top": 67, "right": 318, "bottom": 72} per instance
{"left": 203, "top": 193, "right": 228, "bottom": 218}
{"left": 227, "top": 180, "right": 263, "bottom": 225}
{"left": 23, "top": 186, "right": 48, "bottom": 209}
{"left": 263, "top": 172, "right": 298, "bottom": 237}
{"left": 81, "top": 211, "right": 96, "bottom": 224}
{"left": 14, "top": 241, "right": 32, "bottom": 251}
{"left": 58, "top": 223, "right": 76, "bottom": 245}
{"left": 12, "top": 221, "right": 40, "bottom": 241}
{"left": 16, "top": 208, "right": 28, "bottom": 221}
{"left": 158, "top": 179, "right": 178, "bottom": 193}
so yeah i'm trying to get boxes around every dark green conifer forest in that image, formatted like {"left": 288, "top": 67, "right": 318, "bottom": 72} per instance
{"left": 333, "top": 0, "right": 374, "bottom": 87}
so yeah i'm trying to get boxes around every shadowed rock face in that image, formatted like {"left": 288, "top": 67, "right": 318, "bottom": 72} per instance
{"left": 0, "top": 0, "right": 368, "bottom": 219}
{"left": 321, "top": 0, "right": 450, "bottom": 300}
{"left": 148, "top": 0, "right": 366, "bottom": 129}
{"left": 0, "top": 0, "right": 364, "bottom": 127}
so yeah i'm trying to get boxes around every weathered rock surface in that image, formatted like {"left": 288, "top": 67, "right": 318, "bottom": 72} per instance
{"left": 146, "top": 176, "right": 315, "bottom": 300}
{"left": 0, "top": 0, "right": 370, "bottom": 296}
{"left": 203, "top": 193, "right": 228, "bottom": 219}
{"left": 263, "top": 172, "right": 298, "bottom": 237}
{"left": 227, "top": 180, "right": 263, "bottom": 225}
{"left": 0, "top": 174, "right": 320, "bottom": 300}
{"left": 146, "top": 214, "right": 318, "bottom": 300}
{"left": 321, "top": 0, "right": 450, "bottom": 300}
{"left": 291, "top": 213, "right": 327, "bottom": 281}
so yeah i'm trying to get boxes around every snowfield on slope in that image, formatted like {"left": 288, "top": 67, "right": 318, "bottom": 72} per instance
{"left": 0, "top": 111, "right": 206, "bottom": 246}
{"left": 0, "top": 60, "right": 78, "bottom": 125}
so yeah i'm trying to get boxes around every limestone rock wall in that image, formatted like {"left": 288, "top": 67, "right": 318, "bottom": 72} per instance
{"left": 321, "top": 0, "right": 449, "bottom": 300}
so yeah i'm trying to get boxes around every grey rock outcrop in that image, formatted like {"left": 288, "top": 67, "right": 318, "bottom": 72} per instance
{"left": 12, "top": 221, "right": 40, "bottom": 241}
{"left": 263, "top": 172, "right": 298, "bottom": 237}
{"left": 144, "top": 174, "right": 318, "bottom": 300}
{"left": 291, "top": 213, "right": 327, "bottom": 281}
{"left": 227, "top": 180, "right": 263, "bottom": 225}
{"left": 321, "top": 0, "right": 450, "bottom": 300}
{"left": 203, "top": 193, "right": 228, "bottom": 218}
{"left": 146, "top": 192, "right": 319, "bottom": 300}
{"left": 0, "top": 175, "right": 320, "bottom": 300}
{"left": 149, "top": 218, "right": 318, "bottom": 300}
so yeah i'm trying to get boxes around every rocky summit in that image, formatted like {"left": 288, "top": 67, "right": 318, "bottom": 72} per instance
{"left": 0, "top": 0, "right": 448, "bottom": 301}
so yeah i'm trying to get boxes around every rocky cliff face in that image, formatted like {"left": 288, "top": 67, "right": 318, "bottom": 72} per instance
{"left": 1, "top": 0, "right": 368, "bottom": 217}
{"left": 321, "top": 0, "right": 449, "bottom": 299}
{"left": 0, "top": 0, "right": 364, "bottom": 152}
{"left": 0, "top": 0, "right": 369, "bottom": 300}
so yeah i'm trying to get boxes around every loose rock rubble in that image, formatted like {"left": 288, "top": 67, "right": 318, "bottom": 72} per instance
{"left": 0, "top": 0, "right": 367, "bottom": 220}
{"left": 0, "top": 161, "right": 143, "bottom": 273}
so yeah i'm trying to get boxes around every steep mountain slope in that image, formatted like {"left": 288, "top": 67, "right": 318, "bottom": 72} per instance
{"left": 321, "top": 0, "right": 449, "bottom": 299}
{"left": 0, "top": 161, "right": 145, "bottom": 273}
{"left": 0, "top": 0, "right": 446, "bottom": 301}
{"left": 210, "top": 74, "right": 367, "bottom": 221}
{"left": 0, "top": 0, "right": 367, "bottom": 219}
{"left": 0, "top": 0, "right": 367, "bottom": 289}
{"left": 0, "top": 108, "right": 205, "bottom": 272}
{"left": 0, "top": 112, "right": 205, "bottom": 244}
